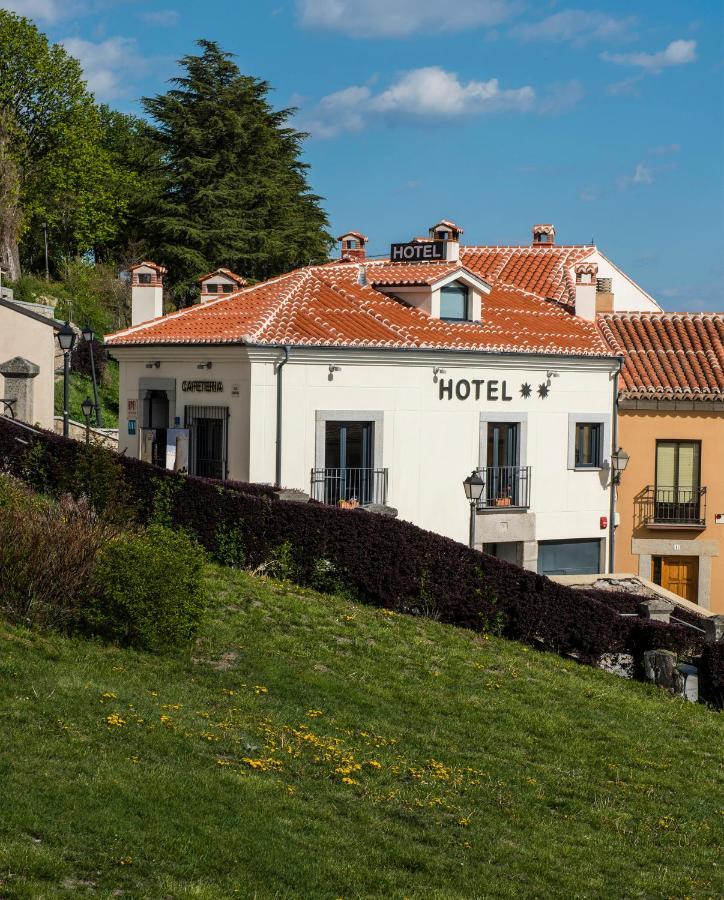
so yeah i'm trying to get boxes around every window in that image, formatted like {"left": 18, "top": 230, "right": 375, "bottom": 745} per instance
{"left": 655, "top": 440, "right": 701, "bottom": 521}
{"left": 137, "top": 272, "right": 152, "bottom": 284}
{"left": 575, "top": 422, "right": 603, "bottom": 468}
{"left": 221, "top": 284, "right": 234, "bottom": 293}
{"left": 440, "top": 283, "right": 468, "bottom": 321}
{"left": 205, "top": 283, "right": 220, "bottom": 293}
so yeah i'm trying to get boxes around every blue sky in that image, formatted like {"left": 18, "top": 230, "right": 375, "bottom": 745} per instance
{"left": 8, "top": 0, "right": 723, "bottom": 310}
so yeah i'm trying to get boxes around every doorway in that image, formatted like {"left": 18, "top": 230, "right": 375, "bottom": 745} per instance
{"left": 486, "top": 422, "right": 520, "bottom": 505}
{"left": 185, "top": 405, "right": 229, "bottom": 480}
{"left": 144, "top": 389, "right": 169, "bottom": 468}
{"left": 652, "top": 556, "right": 699, "bottom": 604}
{"left": 323, "top": 421, "right": 375, "bottom": 504}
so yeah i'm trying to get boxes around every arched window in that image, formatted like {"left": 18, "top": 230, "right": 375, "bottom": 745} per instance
{"left": 440, "top": 283, "right": 469, "bottom": 321}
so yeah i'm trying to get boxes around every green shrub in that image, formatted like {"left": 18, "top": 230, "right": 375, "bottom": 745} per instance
{"left": 260, "top": 541, "right": 297, "bottom": 581}
{"left": 214, "top": 522, "right": 246, "bottom": 569}
{"left": 88, "top": 525, "right": 208, "bottom": 652}
{"left": 0, "top": 476, "right": 117, "bottom": 630}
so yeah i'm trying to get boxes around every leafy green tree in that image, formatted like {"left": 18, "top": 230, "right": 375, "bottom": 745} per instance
{"left": 0, "top": 11, "right": 131, "bottom": 277}
{"left": 142, "top": 40, "right": 333, "bottom": 299}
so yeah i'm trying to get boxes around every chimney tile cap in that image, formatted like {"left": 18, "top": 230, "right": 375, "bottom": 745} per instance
{"left": 130, "top": 261, "right": 168, "bottom": 275}
{"left": 196, "top": 267, "right": 247, "bottom": 286}
{"left": 337, "top": 231, "right": 368, "bottom": 244}
{"left": 532, "top": 224, "right": 555, "bottom": 236}
{"left": 430, "top": 219, "right": 464, "bottom": 235}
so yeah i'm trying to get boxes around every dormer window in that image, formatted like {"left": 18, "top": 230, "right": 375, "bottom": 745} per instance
{"left": 440, "top": 283, "right": 469, "bottom": 321}
{"left": 137, "top": 273, "right": 153, "bottom": 285}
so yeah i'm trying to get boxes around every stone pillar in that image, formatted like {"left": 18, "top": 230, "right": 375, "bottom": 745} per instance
{"left": 0, "top": 356, "right": 40, "bottom": 424}
{"left": 638, "top": 597, "right": 674, "bottom": 623}
{"left": 703, "top": 615, "right": 724, "bottom": 643}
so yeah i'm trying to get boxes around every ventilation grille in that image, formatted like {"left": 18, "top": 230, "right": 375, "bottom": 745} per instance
{"left": 596, "top": 277, "right": 612, "bottom": 294}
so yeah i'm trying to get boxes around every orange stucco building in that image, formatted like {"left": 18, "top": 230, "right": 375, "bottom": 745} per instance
{"left": 599, "top": 313, "right": 724, "bottom": 612}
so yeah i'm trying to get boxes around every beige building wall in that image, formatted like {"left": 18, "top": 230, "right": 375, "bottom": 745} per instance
{"left": 0, "top": 305, "right": 57, "bottom": 429}
{"left": 615, "top": 407, "right": 724, "bottom": 612}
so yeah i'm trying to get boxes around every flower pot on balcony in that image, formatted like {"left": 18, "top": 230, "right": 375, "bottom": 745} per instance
{"left": 495, "top": 497, "right": 512, "bottom": 507}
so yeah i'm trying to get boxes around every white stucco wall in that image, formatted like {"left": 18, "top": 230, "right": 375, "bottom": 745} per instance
{"left": 577, "top": 251, "right": 661, "bottom": 312}
{"left": 0, "top": 305, "right": 57, "bottom": 429}
{"left": 112, "top": 345, "right": 618, "bottom": 566}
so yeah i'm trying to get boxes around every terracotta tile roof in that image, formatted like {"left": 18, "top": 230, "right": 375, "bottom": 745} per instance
{"left": 597, "top": 312, "right": 724, "bottom": 401}
{"left": 460, "top": 245, "right": 594, "bottom": 307}
{"left": 366, "top": 261, "right": 467, "bottom": 286}
{"left": 106, "top": 261, "right": 610, "bottom": 356}
{"left": 130, "top": 261, "right": 168, "bottom": 274}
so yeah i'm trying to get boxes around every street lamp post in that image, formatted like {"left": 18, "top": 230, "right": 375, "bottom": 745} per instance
{"left": 81, "top": 325, "right": 103, "bottom": 427}
{"left": 43, "top": 222, "right": 49, "bottom": 281}
{"left": 81, "top": 397, "right": 95, "bottom": 445}
{"left": 462, "top": 470, "right": 485, "bottom": 550}
{"left": 57, "top": 322, "right": 76, "bottom": 438}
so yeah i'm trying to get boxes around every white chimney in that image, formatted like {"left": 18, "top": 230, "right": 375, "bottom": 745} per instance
{"left": 574, "top": 262, "right": 598, "bottom": 320}
{"left": 130, "top": 262, "right": 167, "bottom": 326}
{"left": 429, "top": 220, "right": 463, "bottom": 262}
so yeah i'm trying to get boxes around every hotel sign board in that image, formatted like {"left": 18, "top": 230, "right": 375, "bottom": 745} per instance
{"left": 390, "top": 241, "right": 446, "bottom": 262}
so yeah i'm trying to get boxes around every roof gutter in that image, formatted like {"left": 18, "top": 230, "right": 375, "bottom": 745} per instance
{"left": 608, "top": 356, "right": 624, "bottom": 573}
{"left": 275, "top": 346, "right": 290, "bottom": 487}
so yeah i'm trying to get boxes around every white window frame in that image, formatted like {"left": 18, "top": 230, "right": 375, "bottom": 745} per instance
{"left": 567, "top": 413, "right": 611, "bottom": 471}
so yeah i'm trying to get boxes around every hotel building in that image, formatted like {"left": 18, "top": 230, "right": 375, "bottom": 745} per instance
{"left": 106, "top": 222, "right": 661, "bottom": 577}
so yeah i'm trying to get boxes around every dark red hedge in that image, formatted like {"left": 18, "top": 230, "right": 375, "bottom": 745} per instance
{"left": 0, "top": 416, "right": 718, "bottom": 704}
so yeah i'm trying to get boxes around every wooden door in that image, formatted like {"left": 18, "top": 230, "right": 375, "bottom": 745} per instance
{"left": 659, "top": 556, "right": 699, "bottom": 603}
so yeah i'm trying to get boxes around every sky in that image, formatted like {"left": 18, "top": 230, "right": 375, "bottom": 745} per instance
{"left": 6, "top": 0, "right": 724, "bottom": 310}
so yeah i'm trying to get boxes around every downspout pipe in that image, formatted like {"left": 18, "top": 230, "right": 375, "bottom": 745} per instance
{"left": 275, "top": 346, "right": 290, "bottom": 487}
{"left": 608, "top": 358, "right": 623, "bottom": 573}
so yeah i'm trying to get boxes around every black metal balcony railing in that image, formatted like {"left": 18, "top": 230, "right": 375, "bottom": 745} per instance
{"left": 311, "top": 467, "right": 388, "bottom": 507}
{"left": 636, "top": 485, "right": 707, "bottom": 528}
{"left": 476, "top": 465, "right": 532, "bottom": 511}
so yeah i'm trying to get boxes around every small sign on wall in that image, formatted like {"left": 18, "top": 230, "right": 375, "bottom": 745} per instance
{"left": 127, "top": 398, "right": 138, "bottom": 416}
{"left": 715, "top": 513, "right": 724, "bottom": 525}
{"left": 128, "top": 419, "right": 137, "bottom": 436}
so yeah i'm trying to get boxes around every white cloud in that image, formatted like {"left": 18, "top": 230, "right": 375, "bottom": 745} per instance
{"left": 617, "top": 163, "right": 654, "bottom": 189}
{"left": 516, "top": 10, "right": 636, "bottom": 46}
{"left": 138, "top": 10, "right": 180, "bottom": 27}
{"left": 61, "top": 36, "right": 147, "bottom": 100}
{"left": 579, "top": 187, "right": 599, "bottom": 203}
{"left": 3, "top": 0, "right": 75, "bottom": 23}
{"left": 601, "top": 39, "right": 697, "bottom": 73}
{"left": 301, "top": 66, "right": 536, "bottom": 138}
{"left": 297, "top": 0, "right": 518, "bottom": 37}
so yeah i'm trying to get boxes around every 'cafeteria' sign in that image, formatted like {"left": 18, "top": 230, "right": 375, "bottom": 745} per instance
{"left": 182, "top": 380, "right": 223, "bottom": 392}
{"left": 390, "top": 241, "right": 445, "bottom": 262}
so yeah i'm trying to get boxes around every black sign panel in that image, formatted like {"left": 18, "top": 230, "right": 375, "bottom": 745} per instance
{"left": 390, "top": 241, "right": 446, "bottom": 262}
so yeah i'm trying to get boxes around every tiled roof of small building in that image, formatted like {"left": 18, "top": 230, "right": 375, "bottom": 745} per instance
{"left": 197, "top": 268, "right": 247, "bottom": 284}
{"left": 106, "top": 259, "right": 610, "bottom": 356}
{"left": 597, "top": 312, "right": 724, "bottom": 401}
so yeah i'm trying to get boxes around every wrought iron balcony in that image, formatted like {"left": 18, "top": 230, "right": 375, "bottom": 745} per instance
{"left": 311, "top": 467, "right": 388, "bottom": 507}
{"left": 636, "top": 485, "right": 707, "bottom": 528}
{"left": 476, "top": 465, "right": 532, "bottom": 511}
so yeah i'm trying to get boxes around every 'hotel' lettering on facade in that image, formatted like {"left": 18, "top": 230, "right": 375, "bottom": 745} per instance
{"left": 439, "top": 378, "right": 514, "bottom": 401}
{"left": 390, "top": 241, "right": 446, "bottom": 262}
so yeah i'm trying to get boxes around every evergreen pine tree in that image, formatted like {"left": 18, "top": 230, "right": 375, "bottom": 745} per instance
{"left": 142, "top": 41, "right": 333, "bottom": 299}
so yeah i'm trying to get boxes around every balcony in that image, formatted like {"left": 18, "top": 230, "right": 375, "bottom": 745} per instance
{"left": 635, "top": 485, "right": 707, "bottom": 529}
{"left": 311, "top": 467, "right": 388, "bottom": 507}
{"left": 476, "top": 465, "right": 532, "bottom": 511}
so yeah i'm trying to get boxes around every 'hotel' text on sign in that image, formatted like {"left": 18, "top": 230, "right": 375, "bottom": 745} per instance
{"left": 439, "top": 379, "right": 514, "bottom": 401}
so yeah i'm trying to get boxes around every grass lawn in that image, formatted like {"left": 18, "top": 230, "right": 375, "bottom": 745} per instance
{"left": 54, "top": 361, "right": 119, "bottom": 429}
{"left": 1, "top": 566, "right": 721, "bottom": 898}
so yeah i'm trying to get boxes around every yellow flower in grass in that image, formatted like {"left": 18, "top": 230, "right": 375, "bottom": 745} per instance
{"left": 117, "top": 856, "right": 133, "bottom": 866}
{"left": 99, "top": 692, "right": 117, "bottom": 702}
{"left": 216, "top": 758, "right": 231, "bottom": 766}
{"left": 254, "top": 685, "right": 269, "bottom": 695}
{"left": 106, "top": 713, "right": 125, "bottom": 727}
{"left": 160, "top": 715, "right": 172, "bottom": 725}
{"left": 366, "top": 760, "right": 382, "bottom": 769}
{"left": 306, "top": 709, "right": 323, "bottom": 718}
{"left": 458, "top": 817, "right": 472, "bottom": 827}
{"left": 341, "top": 776, "right": 358, "bottom": 785}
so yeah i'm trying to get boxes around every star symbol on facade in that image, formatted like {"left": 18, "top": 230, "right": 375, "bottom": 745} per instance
{"left": 538, "top": 383, "right": 549, "bottom": 399}
{"left": 520, "top": 383, "right": 532, "bottom": 398}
